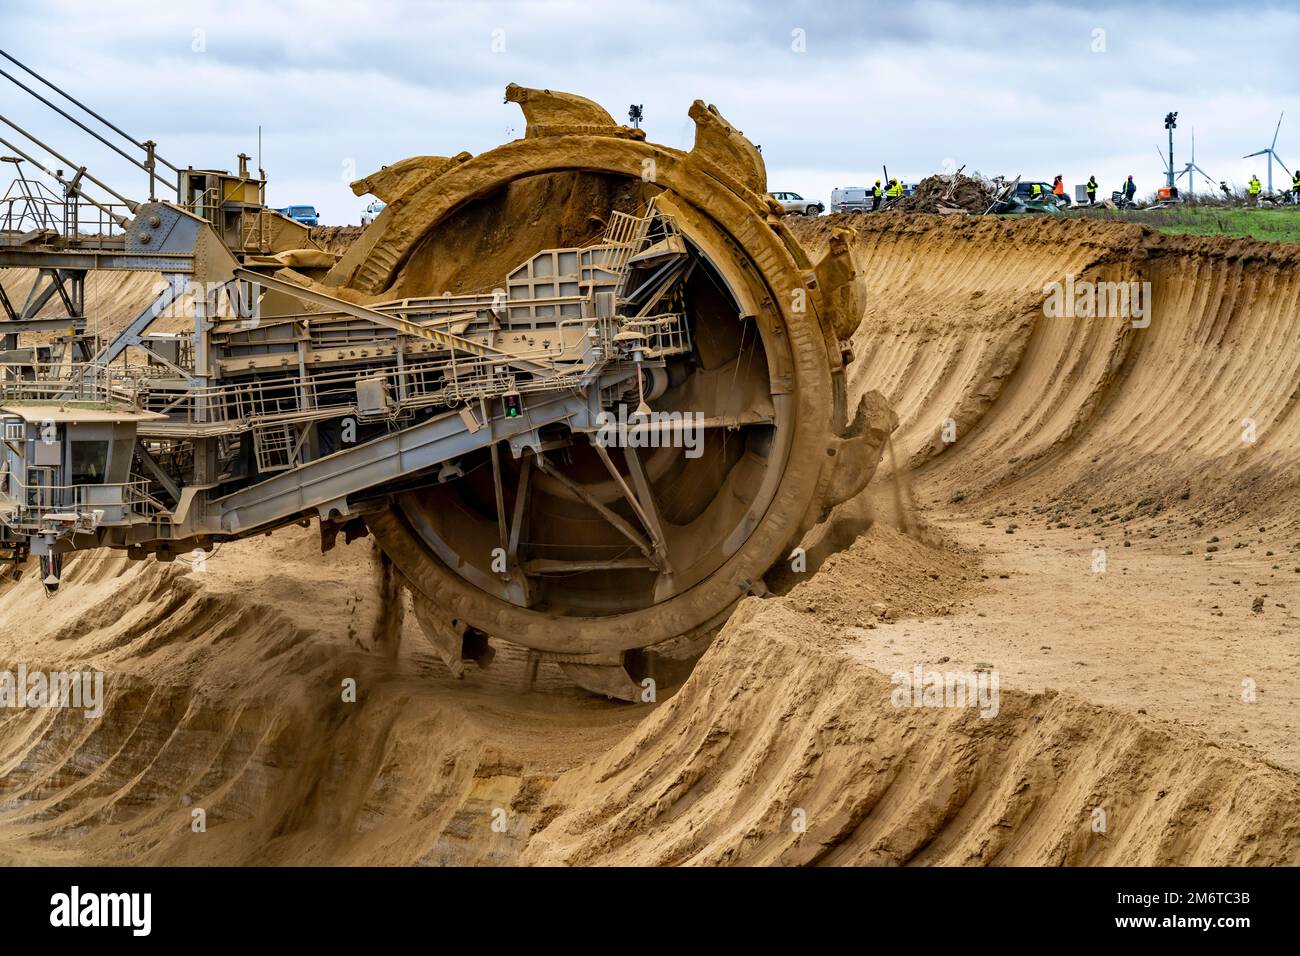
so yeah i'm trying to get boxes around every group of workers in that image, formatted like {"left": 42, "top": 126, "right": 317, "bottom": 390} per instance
{"left": 1030, "top": 174, "right": 1137, "bottom": 206}
{"left": 860, "top": 167, "right": 1296, "bottom": 213}
{"left": 1030, "top": 170, "right": 1300, "bottom": 207}
{"left": 869, "top": 178, "right": 905, "bottom": 211}
{"left": 1247, "top": 169, "right": 1300, "bottom": 203}
{"left": 1029, "top": 175, "right": 1075, "bottom": 202}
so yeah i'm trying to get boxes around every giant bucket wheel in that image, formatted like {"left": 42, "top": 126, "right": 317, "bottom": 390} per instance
{"left": 327, "top": 86, "right": 885, "bottom": 697}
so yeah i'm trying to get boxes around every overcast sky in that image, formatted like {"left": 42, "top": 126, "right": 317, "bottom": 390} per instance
{"left": 2, "top": 0, "right": 1297, "bottom": 223}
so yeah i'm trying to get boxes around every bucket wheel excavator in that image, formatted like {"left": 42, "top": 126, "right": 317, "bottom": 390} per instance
{"left": 331, "top": 86, "right": 894, "bottom": 696}
{"left": 0, "top": 78, "right": 893, "bottom": 699}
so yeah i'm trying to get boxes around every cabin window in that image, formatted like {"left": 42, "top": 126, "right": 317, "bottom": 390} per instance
{"left": 70, "top": 440, "right": 109, "bottom": 484}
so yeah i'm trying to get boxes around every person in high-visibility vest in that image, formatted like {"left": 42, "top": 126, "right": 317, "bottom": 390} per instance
{"left": 886, "top": 178, "right": 903, "bottom": 199}
{"left": 1031, "top": 182, "right": 1043, "bottom": 198}
{"left": 1248, "top": 174, "right": 1262, "bottom": 204}
{"left": 871, "top": 180, "right": 883, "bottom": 211}
{"left": 1052, "top": 175, "right": 1066, "bottom": 197}
{"left": 1086, "top": 175, "right": 1098, "bottom": 205}
{"left": 1292, "top": 169, "right": 1300, "bottom": 197}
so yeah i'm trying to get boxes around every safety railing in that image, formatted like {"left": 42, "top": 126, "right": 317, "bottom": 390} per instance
{"left": 0, "top": 474, "right": 166, "bottom": 530}
{"left": 583, "top": 209, "right": 655, "bottom": 278}
{"left": 617, "top": 312, "right": 692, "bottom": 359}
{"left": 182, "top": 186, "right": 221, "bottom": 223}
{"left": 0, "top": 193, "right": 130, "bottom": 242}
{"left": 0, "top": 361, "right": 146, "bottom": 405}
{"left": 239, "top": 207, "right": 272, "bottom": 250}
{"left": 3, "top": 315, "right": 619, "bottom": 433}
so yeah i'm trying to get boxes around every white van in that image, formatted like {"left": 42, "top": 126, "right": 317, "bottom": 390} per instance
{"left": 830, "top": 186, "right": 871, "bottom": 213}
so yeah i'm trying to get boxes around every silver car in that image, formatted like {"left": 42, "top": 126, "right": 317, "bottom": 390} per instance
{"left": 770, "top": 191, "right": 823, "bottom": 216}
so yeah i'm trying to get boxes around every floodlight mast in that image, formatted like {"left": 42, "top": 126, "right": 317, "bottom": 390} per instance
{"left": 1164, "top": 112, "right": 1178, "bottom": 189}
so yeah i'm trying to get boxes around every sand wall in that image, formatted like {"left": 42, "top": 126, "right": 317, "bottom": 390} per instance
{"left": 796, "top": 215, "right": 1300, "bottom": 534}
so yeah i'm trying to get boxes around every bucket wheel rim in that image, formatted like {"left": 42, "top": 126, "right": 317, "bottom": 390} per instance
{"left": 346, "top": 90, "right": 839, "bottom": 655}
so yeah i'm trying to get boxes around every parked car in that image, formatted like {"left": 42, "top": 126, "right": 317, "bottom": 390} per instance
{"left": 830, "top": 186, "right": 871, "bottom": 213}
{"left": 275, "top": 205, "right": 320, "bottom": 226}
{"left": 769, "top": 191, "right": 823, "bottom": 216}
{"left": 360, "top": 199, "right": 386, "bottom": 226}
{"left": 1015, "top": 182, "right": 1070, "bottom": 208}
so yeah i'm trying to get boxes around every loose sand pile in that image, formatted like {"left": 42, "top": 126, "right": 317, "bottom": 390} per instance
{"left": 310, "top": 225, "right": 363, "bottom": 256}
{"left": 893, "top": 172, "right": 998, "bottom": 213}
{"left": 2, "top": 214, "right": 1298, "bottom": 865}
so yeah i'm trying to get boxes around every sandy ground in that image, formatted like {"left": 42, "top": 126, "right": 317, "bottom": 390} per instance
{"left": 2, "top": 213, "right": 1299, "bottom": 864}
{"left": 851, "top": 504, "right": 1300, "bottom": 772}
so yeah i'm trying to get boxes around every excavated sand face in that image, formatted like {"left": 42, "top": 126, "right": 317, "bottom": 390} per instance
{"left": 2, "top": 215, "right": 1298, "bottom": 864}
{"left": 796, "top": 214, "right": 1300, "bottom": 767}
{"left": 800, "top": 214, "right": 1300, "bottom": 510}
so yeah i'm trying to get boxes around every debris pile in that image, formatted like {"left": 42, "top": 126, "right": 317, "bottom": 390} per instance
{"left": 894, "top": 170, "right": 999, "bottom": 214}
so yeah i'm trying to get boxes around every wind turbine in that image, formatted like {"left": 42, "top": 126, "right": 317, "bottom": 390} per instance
{"left": 1243, "top": 112, "right": 1292, "bottom": 194}
{"left": 1178, "top": 129, "right": 1216, "bottom": 197}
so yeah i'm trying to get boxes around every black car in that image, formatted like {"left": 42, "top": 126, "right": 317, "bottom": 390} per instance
{"left": 1015, "top": 182, "right": 1071, "bottom": 207}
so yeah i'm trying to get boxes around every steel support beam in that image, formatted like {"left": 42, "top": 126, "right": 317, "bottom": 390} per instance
{"left": 90, "top": 274, "right": 183, "bottom": 366}
{"left": 0, "top": 249, "right": 193, "bottom": 272}
{"left": 211, "top": 390, "right": 587, "bottom": 537}
{"left": 533, "top": 452, "right": 663, "bottom": 570}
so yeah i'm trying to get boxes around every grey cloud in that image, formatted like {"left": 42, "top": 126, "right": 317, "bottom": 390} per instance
{"left": 0, "top": 0, "right": 1294, "bottom": 224}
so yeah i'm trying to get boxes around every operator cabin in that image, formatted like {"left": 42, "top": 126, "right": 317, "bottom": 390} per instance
{"left": 0, "top": 404, "right": 167, "bottom": 584}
